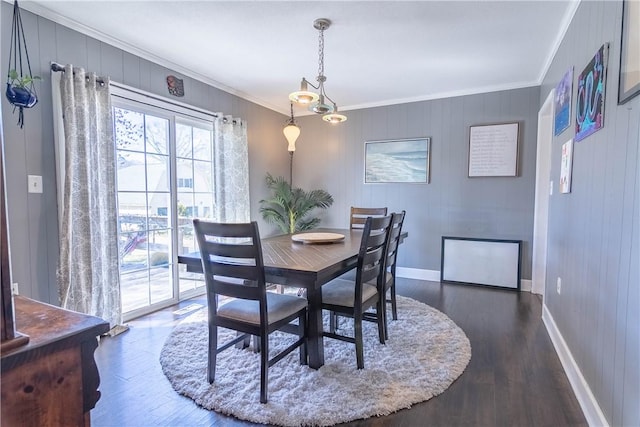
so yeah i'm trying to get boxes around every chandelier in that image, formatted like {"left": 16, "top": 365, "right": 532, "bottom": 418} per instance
{"left": 289, "top": 18, "right": 347, "bottom": 124}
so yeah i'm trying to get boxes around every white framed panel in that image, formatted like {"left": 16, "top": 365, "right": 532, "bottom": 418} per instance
{"left": 441, "top": 236, "right": 522, "bottom": 290}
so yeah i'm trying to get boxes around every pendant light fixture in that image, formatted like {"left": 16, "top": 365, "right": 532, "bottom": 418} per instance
{"left": 282, "top": 102, "right": 300, "bottom": 185}
{"left": 289, "top": 18, "right": 347, "bottom": 124}
{"left": 283, "top": 102, "right": 300, "bottom": 152}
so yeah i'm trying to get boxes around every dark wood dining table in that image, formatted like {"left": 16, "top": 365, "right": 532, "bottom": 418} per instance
{"left": 177, "top": 227, "right": 406, "bottom": 369}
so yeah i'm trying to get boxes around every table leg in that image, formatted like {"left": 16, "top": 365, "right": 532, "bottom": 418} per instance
{"left": 306, "top": 286, "right": 324, "bottom": 369}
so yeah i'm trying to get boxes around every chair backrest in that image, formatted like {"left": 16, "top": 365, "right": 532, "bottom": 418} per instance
{"left": 193, "top": 220, "right": 267, "bottom": 311}
{"left": 350, "top": 206, "right": 388, "bottom": 229}
{"left": 354, "top": 215, "right": 393, "bottom": 304}
{"left": 385, "top": 211, "right": 406, "bottom": 277}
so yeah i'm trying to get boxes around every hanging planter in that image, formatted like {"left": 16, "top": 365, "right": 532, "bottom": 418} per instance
{"left": 5, "top": 0, "right": 40, "bottom": 128}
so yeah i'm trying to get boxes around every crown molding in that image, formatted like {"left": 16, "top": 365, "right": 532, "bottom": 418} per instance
{"left": 9, "top": 0, "right": 290, "bottom": 116}
{"left": 536, "top": 0, "right": 581, "bottom": 84}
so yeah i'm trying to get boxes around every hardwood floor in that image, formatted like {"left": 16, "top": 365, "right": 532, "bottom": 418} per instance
{"left": 92, "top": 279, "right": 587, "bottom": 426}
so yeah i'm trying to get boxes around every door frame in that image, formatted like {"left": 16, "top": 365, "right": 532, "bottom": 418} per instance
{"left": 532, "top": 90, "right": 554, "bottom": 297}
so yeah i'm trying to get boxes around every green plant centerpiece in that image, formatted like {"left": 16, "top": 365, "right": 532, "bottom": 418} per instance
{"left": 259, "top": 173, "right": 333, "bottom": 234}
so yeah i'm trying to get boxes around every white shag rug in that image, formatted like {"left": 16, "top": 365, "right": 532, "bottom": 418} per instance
{"left": 160, "top": 296, "right": 471, "bottom": 426}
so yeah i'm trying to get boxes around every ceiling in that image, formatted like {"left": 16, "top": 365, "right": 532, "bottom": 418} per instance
{"left": 19, "top": 1, "right": 578, "bottom": 116}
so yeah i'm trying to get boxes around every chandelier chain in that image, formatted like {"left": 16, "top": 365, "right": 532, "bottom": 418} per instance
{"left": 317, "top": 27, "right": 325, "bottom": 84}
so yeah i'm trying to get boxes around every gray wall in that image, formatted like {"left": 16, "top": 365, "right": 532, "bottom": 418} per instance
{"left": 294, "top": 87, "right": 540, "bottom": 278}
{"left": 539, "top": 1, "right": 639, "bottom": 426}
{"left": 2, "top": 2, "right": 637, "bottom": 424}
{"left": 0, "top": 3, "right": 288, "bottom": 303}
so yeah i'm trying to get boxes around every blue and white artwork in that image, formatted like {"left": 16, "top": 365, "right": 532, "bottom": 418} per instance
{"left": 365, "top": 138, "right": 430, "bottom": 183}
{"left": 554, "top": 67, "right": 573, "bottom": 136}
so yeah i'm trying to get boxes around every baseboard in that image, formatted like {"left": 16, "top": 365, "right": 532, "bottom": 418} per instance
{"left": 542, "top": 304, "right": 609, "bottom": 427}
{"left": 396, "top": 268, "right": 533, "bottom": 292}
{"left": 396, "top": 267, "right": 440, "bottom": 282}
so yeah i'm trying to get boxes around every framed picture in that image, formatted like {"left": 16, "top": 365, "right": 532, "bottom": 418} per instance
{"left": 575, "top": 43, "right": 609, "bottom": 142}
{"left": 554, "top": 67, "right": 573, "bottom": 136}
{"left": 618, "top": 0, "right": 640, "bottom": 104}
{"left": 468, "top": 122, "right": 519, "bottom": 177}
{"left": 560, "top": 139, "right": 574, "bottom": 194}
{"left": 364, "top": 137, "right": 430, "bottom": 183}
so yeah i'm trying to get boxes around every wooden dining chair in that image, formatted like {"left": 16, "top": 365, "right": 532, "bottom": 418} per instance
{"left": 321, "top": 215, "right": 392, "bottom": 369}
{"left": 336, "top": 211, "right": 406, "bottom": 341}
{"left": 381, "top": 211, "right": 406, "bottom": 340}
{"left": 192, "top": 219, "right": 308, "bottom": 404}
{"left": 349, "top": 206, "right": 388, "bottom": 229}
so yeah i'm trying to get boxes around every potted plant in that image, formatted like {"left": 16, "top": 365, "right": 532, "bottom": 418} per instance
{"left": 5, "top": 69, "right": 40, "bottom": 108}
{"left": 259, "top": 173, "right": 333, "bottom": 234}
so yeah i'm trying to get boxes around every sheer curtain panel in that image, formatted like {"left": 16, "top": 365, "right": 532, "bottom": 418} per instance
{"left": 52, "top": 64, "right": 122, "bottom": 329}
{"left": 214, "top": 115, "right": 250, "bottom": 223}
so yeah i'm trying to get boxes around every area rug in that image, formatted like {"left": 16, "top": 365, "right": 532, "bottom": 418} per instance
{"left": 160, "top": 296, "right": 471, "bottom": 426}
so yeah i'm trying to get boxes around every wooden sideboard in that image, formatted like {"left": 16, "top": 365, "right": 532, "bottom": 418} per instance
{"left": 1, "top": 296, "right": 109, "bottom": 426}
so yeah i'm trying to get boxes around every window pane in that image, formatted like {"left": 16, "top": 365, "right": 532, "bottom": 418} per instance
{"left": 145, "top": 115, "right": 168, "bottom": 154}
{"left": 177, "top": 225, "right": 196, "bottom": 254}
{"left": 146, "top": 153, "right": 169, "bottom": 192}
{"left": 193, "top": 127, "right": 212, "bottom": 161}
{"left": 176, "top": 158, "right": 193, "bottom": 190}
{"left": 176, "top": 123, "right": 193, "bottom": 159}
{"left": 117, "top": 151, "right": 146, "bottom": 192}
{"left": 115, "top": 108, "right": 145, "bottom": 152}
{"left": 119, "top": 231, "right": 148, "bottom": 271}
{"left": 147, "top": 193, "right": 170, "bottom": 230}
{"left": 118, "top": 192, "right": 148, "bottom": 232}
{"left": 194, "top": 193, "right": 214, "bottom": 219}
{"left": 193, "top": 160, "right": 213, "bottom": 192}
{"left": 177, "top": 193, "right": 195, "bottom": 220}
{"left": 120, "top": 269, "right": 150, "bottom": 312}
{"left": 149, "top": 267, "right": 172, "bottom": 304}
{"left": 148, "top": 229, "right": 171, "bottom": 267}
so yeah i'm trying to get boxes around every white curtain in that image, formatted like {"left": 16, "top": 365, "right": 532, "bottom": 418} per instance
{"left": 213, "top": 115, "right": 250, "bottom": 223}
{"left": 52, "top": 64, "right": 121, "bottom": 328}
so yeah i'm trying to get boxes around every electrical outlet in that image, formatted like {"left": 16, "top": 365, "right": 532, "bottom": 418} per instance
{"left": 28, "top": 175, "right": 43, "bottom": 194}
{"left": 556, "top": 277, "right": 562, "bottom": 294}
{"left": 11, "top": 282, "right": 19, "bottom": 295}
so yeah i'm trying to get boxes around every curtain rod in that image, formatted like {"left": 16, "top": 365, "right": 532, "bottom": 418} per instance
{"left": 50, "top": 62, "right": 239, "bottom": 125}
{"left": 51, "top": 62, "right": 106, "bottom": 86}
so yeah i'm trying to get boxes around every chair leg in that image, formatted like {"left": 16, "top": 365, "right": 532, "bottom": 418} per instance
{"left": 380, "top": 291, "right": 389, "bottom": 341}
{"left": 260, "top": 333, "right": 269, "bottom": 403}
{"left": 329, "top": 311, "right": 337, "bottom": 333}
{"left": 376, "top": 299, "right": 386, "bottom": 344}
{"left": 208, "top": 323, "right": 217, "bottom": 384}
{"left": 390, "top": 281, "right": 398, "bottom": 320}
{"left": 235, "top": 332, "right": 251, "bottom": 350}
{"left": 299, "top": 312, "right": 308, "bottom": 365}
{"left": 253, "top": 335, "right": 261, "bottom": 353}
{"left": 354, "top": 315, "right": 364, "bottom": 369}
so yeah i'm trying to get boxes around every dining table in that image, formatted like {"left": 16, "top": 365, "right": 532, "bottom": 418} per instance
{"left": 177, "top": 227, "right": 407, "bottom": 369}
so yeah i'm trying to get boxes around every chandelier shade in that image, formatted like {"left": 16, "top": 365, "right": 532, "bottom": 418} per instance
{"left": 283, "top": 103, "right": 300, "bottom": 152}
{"left": 289, "top": 79, "right": 319, "bottom": 105}
{"left": 283, "top": 124, "right": 300, "bottom": 151}
{"left": 288, "top": 18, "right": 347, "bottom": 123}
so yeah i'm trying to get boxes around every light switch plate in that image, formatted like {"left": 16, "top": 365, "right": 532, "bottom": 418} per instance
{"left": 28, "top": 175, "right": 43, "bottom": 193}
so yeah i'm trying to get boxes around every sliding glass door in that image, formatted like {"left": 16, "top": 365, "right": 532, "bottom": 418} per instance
{"left": 113, "top": 95, "right": 214, "bottom": 319}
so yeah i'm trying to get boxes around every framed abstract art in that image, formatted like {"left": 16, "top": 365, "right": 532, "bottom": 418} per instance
{"left": 575, "top": 43, "right": 609, "bottom": 142}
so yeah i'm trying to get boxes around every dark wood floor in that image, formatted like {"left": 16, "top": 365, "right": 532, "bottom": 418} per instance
{"left": 92, "top": 279, "right": 587, "bottom": 426}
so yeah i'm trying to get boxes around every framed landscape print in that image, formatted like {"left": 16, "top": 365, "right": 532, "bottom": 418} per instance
{"left": 575, "top": 43, "right": 609, "bottom": 142}
{"left": 364, "top": 138, "right": 430, "bottom": 183}
{"left": 618, "top": 0, "right": 640, "bottom": 104}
